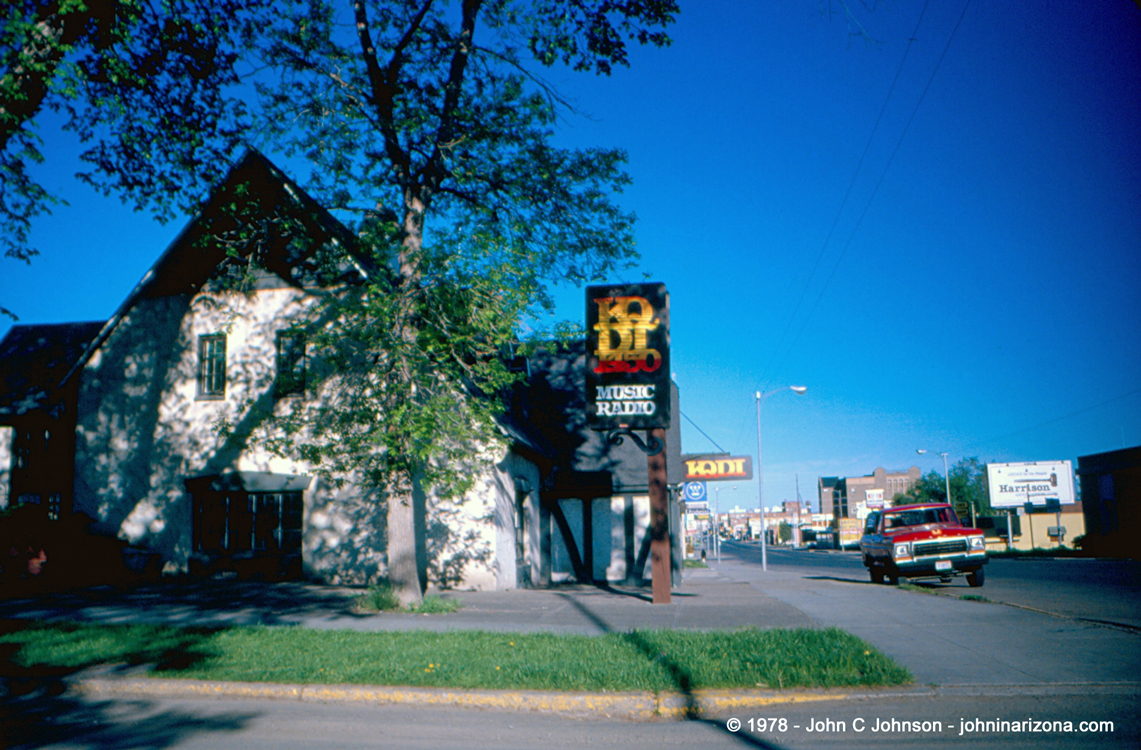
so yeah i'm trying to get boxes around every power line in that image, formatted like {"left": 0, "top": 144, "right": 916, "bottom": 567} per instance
{"left": 770, "top": 0, "right": 975, "bottom": 380}
{"left": 680, "top": 409, "right": 727, "bottom": 453}
{"left": 759, "top": 0, "right": 933, "bottom": 388}
{"left": 960, "top": 387, "right": 1141, "bottom": 452}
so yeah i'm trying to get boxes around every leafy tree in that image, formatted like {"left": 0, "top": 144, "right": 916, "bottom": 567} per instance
{"left": 899, "top": 457, "right": 992, "bottom": 521}
{"left": 1, "top": 0, "right": 270, "bottom": 319}
{"left": 7, "top": 1, "right": 678, "bottom": 603}
{"left": 250, "top": 1, "right": 680, "bottom": 603}
{"left": 901, "top": 470, "right": 948, "bottom": 505}
{"left": 949, "top": 456, "right": 992, "bottom": 516}
{"left": 290, "top": 1, "right": 682, "bottom": 603}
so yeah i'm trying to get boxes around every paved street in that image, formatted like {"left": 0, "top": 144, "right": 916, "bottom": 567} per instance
{"left": 734, "top": 543, "right": 1141, "bottom": 629}
{"left": 717, "top": 542, "right": 1141, "bottom": 686}
{"left": 4, "top": 687, "right": 1137, "bottom": 750}
{"left": 2, "top": 544, "right": 1139, "bottom": 749}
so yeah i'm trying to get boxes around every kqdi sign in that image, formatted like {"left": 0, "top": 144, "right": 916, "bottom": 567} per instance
{"left": 585, "top": 283, "right": 670, "bottom": 430}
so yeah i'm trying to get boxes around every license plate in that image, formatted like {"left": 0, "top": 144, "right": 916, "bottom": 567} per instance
{"left": 935, "top": 560, "right": 952, "bottom": 571}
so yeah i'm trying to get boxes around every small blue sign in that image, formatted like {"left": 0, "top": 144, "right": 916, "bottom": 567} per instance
{"left": 683, "top": 482, "right": 707, "bottom": 502}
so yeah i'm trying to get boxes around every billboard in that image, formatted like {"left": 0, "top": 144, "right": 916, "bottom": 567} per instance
{"left": 986, "top": 461, "right": 1075, "bottom": 508}
{"left": 837, "top": 518, "right": 863, "bottom": 548}
{"left": 865, "top": 489, "right": 884, "bottom": 509}
{"left": 682, "top": 454, "right": 754, "bottom": 482}
{"left": 585, "top": 283, "right": 670, "bottom": 430}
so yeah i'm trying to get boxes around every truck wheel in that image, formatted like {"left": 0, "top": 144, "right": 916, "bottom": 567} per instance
{"left": 869, "top": 566, "right": 884, "bottom": 585}
{"left": 967, "top": 568, "right": 985, "bottom": 587}
{"left": 886, "top": 567, "right": 900, "bottom": 586}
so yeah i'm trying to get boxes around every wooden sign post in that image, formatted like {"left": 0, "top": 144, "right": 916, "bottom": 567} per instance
{"left": 587, "top": 283, "right": 671, "bottom": 604}
{"left": 647, "top": 427, "right": 671, "bottom": 604}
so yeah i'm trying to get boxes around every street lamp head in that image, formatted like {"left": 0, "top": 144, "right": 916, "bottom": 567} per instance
{"left": 790, "top": 386, "right": 807, "bottom": 395}
{"left": 916, "top": 449, "right": 927, "bottom": 455}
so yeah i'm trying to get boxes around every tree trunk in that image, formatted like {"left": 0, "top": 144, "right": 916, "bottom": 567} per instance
{"left": 383, "top": 193, "right": 428, "bottom": 606}
{"left": 386, "top": 481, "right": 424, "bottom": 606}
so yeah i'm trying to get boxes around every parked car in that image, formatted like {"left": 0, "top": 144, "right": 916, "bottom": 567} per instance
{"left": 859, "top": 503, "right": 987, "bottom": 586}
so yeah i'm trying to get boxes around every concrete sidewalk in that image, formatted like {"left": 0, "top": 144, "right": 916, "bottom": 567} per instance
{"left": 0, "top": 566, "right": 814, "bottom": 634}
{"left": 3, "top": 557, "right": 1138, "bottom": 718}
{"left": 710, "top": 553, "right": 1141, "bottom": 688}
{"left": 0, "top": 567, "right": 853, "bottom": 719}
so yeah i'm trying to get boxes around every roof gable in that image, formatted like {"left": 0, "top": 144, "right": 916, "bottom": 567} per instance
{"left": 139, "top": 150, "right": 368, "bottom": 298}
{"left": 60, "top": 150, "right": 371, "bottom": 388}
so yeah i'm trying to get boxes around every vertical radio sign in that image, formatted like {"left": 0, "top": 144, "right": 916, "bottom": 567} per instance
{"left": 586, "top": 283, "right": 670, "bottom": 430}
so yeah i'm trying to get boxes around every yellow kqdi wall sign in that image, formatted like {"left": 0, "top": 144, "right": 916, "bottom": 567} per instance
{"left": 682, "top": 454, "right": 754, "bottom": 482}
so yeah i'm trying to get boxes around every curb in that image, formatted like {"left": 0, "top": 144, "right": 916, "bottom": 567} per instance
{"left": 74, "top": 676, "right": 868, "bottom": 720}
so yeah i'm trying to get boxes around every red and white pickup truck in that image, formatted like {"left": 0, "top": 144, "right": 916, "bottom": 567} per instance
{"left": 859, "top": 503, "right": 987, "bottom": 587}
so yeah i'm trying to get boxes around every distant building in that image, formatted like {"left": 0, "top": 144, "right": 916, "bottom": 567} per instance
{"left": 818, "top": 477, "right": 840, "bottom": 517}
{"left": 818, "top": 467, "right": 922, "bottom": 522}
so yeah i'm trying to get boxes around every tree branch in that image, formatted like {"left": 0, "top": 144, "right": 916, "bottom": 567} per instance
{"left": 423, "top": 0, "right": 480, "bottom": 193}
{"left": 352, "top": 0, "right": 410, "bottom": 183}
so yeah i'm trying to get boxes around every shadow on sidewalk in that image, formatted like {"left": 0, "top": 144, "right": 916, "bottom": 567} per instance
{"left": 0, "top": 578, "right": 368, "bottom": 627}
{"left": 555, "top": 592, "right": 785, "bottom": 749}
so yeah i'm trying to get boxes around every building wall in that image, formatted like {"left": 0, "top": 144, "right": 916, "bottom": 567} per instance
{"left": 74, "top": 289, "right": 309, "bottom": 572}
{"left": 981, "top": 508, "right": 1086, "bottom": 551}
{"left": 490, "top": 451, "right": 541, "bottom": 589}
{"left": 71, "top": 286, "right": 525, "bottom": 590}
{"left": 1077, "top": 446, "right": 1141, "bottom": 558}
{"left": 550, "top": 493, "right": 651, "bottom": 583}
{"left": 829, "top": 467, "right": 922, "bottom": 521}
{"left": 435, "top": 447, "right": 540, "bottom": 592}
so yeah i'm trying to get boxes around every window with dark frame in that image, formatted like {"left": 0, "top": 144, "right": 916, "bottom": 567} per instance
{"left": 192, "top": 491, "right": 304, "bottom": 553}
{"left": 197, "top": 334, "right": 227, "bottom": 398}
{"left": 275, "top": 331, "right": 306, "bottom": 397}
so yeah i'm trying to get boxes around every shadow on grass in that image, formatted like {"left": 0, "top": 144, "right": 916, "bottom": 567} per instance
{"left": 0, "top": 620, "right": 257, "bottom": 749}
{"left": 555, "top": 593, "right": 786, "bottom": 749}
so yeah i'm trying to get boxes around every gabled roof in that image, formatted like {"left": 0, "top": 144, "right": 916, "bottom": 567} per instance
{"left": 134, "top": 149, "right": 370, "bottom": 299}
{"left": 60, "top": 149, "right": 372, "bottom": 388}
{"left": 0, "top": 322, "right": 105, "bottom": 417}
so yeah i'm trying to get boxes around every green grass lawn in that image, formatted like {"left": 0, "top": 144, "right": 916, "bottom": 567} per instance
{"left": 0, "top": 620, "right": 910, "bottom": 692}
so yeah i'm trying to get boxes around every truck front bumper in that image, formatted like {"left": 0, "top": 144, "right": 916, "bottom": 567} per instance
{"left": 894, "top": 554, "right": 987, "bottom": 577}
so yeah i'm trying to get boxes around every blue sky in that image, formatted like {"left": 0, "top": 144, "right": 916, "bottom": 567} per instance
{"left": 3, "top": 0, "right": 1139, "bottom": 515}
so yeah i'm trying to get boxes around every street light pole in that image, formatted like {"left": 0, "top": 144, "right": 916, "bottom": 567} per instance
{"left": 714, "top": 485, "right": 721, "bottom": 562}
{"left": 756, "top": 385, "right": 808, "bottom": 572}
{"left": 916, "top": 448, "right": 970, "bottom": 524}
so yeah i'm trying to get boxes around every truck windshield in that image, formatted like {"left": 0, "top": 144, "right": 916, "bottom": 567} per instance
{"left": 884, "top": 508, "right": 952, "bottom": 528}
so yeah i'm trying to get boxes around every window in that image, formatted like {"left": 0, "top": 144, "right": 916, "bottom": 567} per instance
{"left": 886, "top": 508, "right": 953, "bottom": 528}
{"left": 197, "top": 334, "right": 227, "bottom": 398}
{"left": 193, "top": 491, "right": 303, "bottom": 553}
{"left": 275, "top": 331, "right": 306, "bottom": 397}
{"left": 14, "top": 429, "right": 30, "bottom": 469}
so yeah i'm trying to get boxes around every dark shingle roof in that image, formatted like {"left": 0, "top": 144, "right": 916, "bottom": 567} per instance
{"left": 0, "top": 322, "right": 105, "bottom": 416}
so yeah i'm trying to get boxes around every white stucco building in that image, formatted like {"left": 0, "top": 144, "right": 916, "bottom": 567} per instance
{"left": 0, "top": 151, "right": 682, "bottom": 591}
